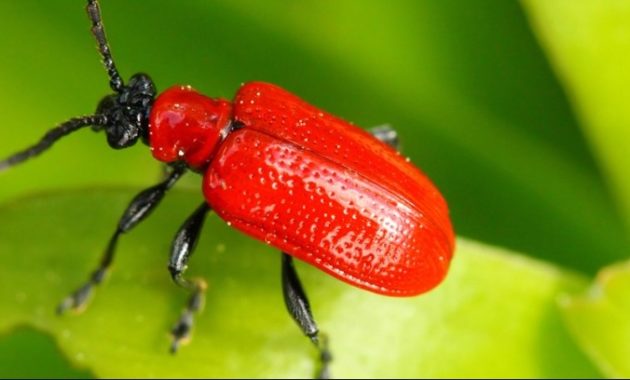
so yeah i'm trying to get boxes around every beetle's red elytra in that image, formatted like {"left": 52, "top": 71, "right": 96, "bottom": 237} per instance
{"left": 150, "top": 83, "right": 455, "bottom": 296}
{"left": 0, "top": 1, "right": 455, "bottom": 377}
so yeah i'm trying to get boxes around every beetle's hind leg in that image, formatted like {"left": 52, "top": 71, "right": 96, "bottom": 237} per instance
{"left": 57, "top": 164, "right": 186, "bottom": 314}
{"left": 167, "top": 202, "right": 211, "bottom": 353}
{"left": 281, "top": 252, "right": 332, "bottom": 379}
{"left": 369, "top": 124, "right": 400, "bottom": 150}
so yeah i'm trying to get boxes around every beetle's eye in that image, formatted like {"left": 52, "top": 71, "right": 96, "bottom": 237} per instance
{"left": 94, "top": 95, "right": 117, "bottom": 130}
{"left": 128, "top": 73, "right": 156, "bottom": 97}
{"left": 105, "top": 119, "right": 140, "bottom": 149}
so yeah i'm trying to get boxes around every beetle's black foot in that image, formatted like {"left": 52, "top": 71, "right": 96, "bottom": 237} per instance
{"left": 170, "top": 311, "right": 194, "bottom": 354}
{"left": 313, "top": 334, "right": 332, "bottom": 380}
{"left": 318, "top": 352, "right": 332, "bottom": 380}
{"left": 56, "top": 283, "right": 94, "bottom": 315}
{"left": 56, "top": 268, "right": 107, "bottom": 315}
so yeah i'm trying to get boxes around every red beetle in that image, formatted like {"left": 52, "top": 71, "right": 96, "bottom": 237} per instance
{"left": 0, "top": 1, "right": 454, "bottom": 377}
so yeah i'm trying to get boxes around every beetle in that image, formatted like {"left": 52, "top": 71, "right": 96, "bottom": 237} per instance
{"left": 0, "top": 1, "right": 454, "bottom": 378}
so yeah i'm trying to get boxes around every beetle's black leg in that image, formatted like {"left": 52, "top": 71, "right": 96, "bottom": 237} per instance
{"left": 168, "top": 202, "right": 211, "bottom": 353}
{"left": 369, "top": 124, "right": 400, "bottom": 150}
{"left": 282, "top": 252, "right": 332, "bottom": 379}
{"left": 57, "top": 164, "right": 186, "bottom": 314}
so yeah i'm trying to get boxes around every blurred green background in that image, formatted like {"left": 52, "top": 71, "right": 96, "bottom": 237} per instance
{"left": 0, "top": 0, "right": 629, "bottom": 378}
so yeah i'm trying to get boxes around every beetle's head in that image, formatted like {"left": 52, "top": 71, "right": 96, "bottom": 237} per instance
{"left": 0, "top": 0, "right": 159, "bottom": 172}
{"left": 94, "top": 73, "right": 156, "bottom": 148}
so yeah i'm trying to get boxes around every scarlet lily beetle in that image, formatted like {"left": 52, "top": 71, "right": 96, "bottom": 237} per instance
{"left": 0, "top": 1, "right": 455, "bottom": 378}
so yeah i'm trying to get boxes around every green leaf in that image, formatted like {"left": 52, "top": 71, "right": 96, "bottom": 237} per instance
{"left": 0, "top": 0, "right": 625, "bottom": 272}
{"left": 522, "top": 0, "right": 630, "bottom": 234}
{"left": 0, "top": 326, "right": 92, "bottom": 378}
{"left": 560, "top": 261, "right": 630, "bottom": 378}
{"left": 0, "top": 190, "right": 600, "bottom": 377}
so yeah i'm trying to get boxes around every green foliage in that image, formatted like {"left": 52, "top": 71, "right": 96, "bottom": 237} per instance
{"left": 0, "top": 0, "right": 628, "bottom": 377}
{"left": 524, "top": 0, "right": 630, "bottom": 234}
{"left": 560, "top": 262, "right": 630, "bottom": 378}
{"left": 0, "top": 191, "right": 599, "bottom": 378}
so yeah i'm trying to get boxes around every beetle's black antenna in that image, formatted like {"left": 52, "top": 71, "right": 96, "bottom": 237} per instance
{"left": 86, "top": 0, "right": 124, "bottom": 93}
{"left": 0, "top": 115, "right": 106, "bottom": 172}
{"left": 0, "top": 1, "right": 155, "bottom": 172}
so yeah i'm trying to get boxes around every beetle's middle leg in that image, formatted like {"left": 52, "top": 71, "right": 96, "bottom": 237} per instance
{"left": 167, "top": 202, "right": 211, "bottom": 353}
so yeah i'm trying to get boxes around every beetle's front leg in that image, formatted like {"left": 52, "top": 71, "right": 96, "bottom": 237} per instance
{"left": 57, "top": 164, "right": 186, "bottom": 314}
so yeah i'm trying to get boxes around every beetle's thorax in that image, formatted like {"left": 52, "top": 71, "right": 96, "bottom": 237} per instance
{"left": 149, "top": 85, "right": 232, "bottom": 171}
